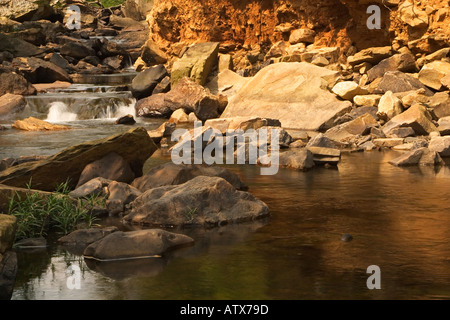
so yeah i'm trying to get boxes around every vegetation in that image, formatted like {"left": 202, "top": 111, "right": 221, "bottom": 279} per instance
{"left": 183, "top": 207, "right": 198, "bottom": 223}
{"left": 8, "top": 180, "right": 102, "bottom": 241}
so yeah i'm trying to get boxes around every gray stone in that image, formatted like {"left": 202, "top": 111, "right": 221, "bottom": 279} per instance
{"left": 376, "top": 71, "right": 433, "bottom": 95}
{"left": 58, "top": 227, "right": 118, "bottom": 248}
{"left": 69, "top": 177, "right": 112, "bottom": 199}
{"left": 131, "top": 64, "right": 168, "bottom": 99}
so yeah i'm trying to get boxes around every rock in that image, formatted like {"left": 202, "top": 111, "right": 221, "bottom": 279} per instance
{"left": 389, "top": 147, "right": 443, "bottom": 166}
{"left": 218, "top": 54, "right": 233, "bottom": 72}
{"left": 306, "top": 146, "right": 341, "bottom": 165}
{"left": 264, "top": 149, "right": 315, "bottom": 171}
{"left": 124, "top": 176, "right": 268, "bottom": 227}
{"left": 383, "top": 104, "right": 438, "bottom": 136}
{"left": 58, "top": 227, "right": 118, "bottom": 249}
{"left": 341, "top": 234, "right": 353, "bottom": 242}
{"left": 0, "top": 33, "right": 44, "bottom": 58}
{"left": 115, "top": 114, "right": 136, "bottom": 125}
{"left": 13, "top": 57, "right": 71, "bottom": 84}
{"left": 311, "top": 56, "right": 329, "bottom": 67}
{"left": 399, "top": 1, "right": 428, "bottom": 28}
{"left": 0, "top": 215, "right": 17, "bottom": 254}
{"left": 106, "top": 199, "right": 124, "bottom": 216}
{"left": 401, "top": 89, "right": 429, "bottom": 108}
{"left": 131, "top": 162, "right": 247, "bottom": 192}
{"left": 147, "top": 122, "right": 176, "bottom": 142}
{"left": 171, "top": 42, "right": 220, "bottom": 86}
{"left": 205, "top": 69, "right": 250, "bottom": 97}
{"left": 136, "top": 77, "right": 221, "bottom": 121}
{"left": 386, "top": 127, "right": 416, "bottom": 138}
{"left": 347, "top": 46, "right": 393, "bottom": 66}
{"left": 438, "top": 117, "right": 450, "bottom": 135}
{"left": 205, "top": 116, "right": 281, "bottom": 134}
{"left": 124, "top": 0, "right": 154, "bottom": 21}
{"left": 0, "top": 71, "right": 36, "bottom": 96}
{"left": 306, "top": 133, "right": 338, "bottom": 149}
{"left": 428, "top": 92, "right": 450, "bottom": 118}
{"left": 428, "top": 136, "right": 450, "bottom": 157}
{"left": 0, "top": 94, "right": 27, "bottom": 118}
{"left": 373, "top": 138, "right": 405, "bottom": 148}
{"left": 76, "top": 152, "right": 136, "bottom": 189}
{"left": 14, "top": 237, "right": 46, "bottom": 248}
{"left": 377, "top": 91, "right": 403, "bottom": 121}
{"left": 141, "top": 40, "right": 168, "bottom": 66}
{"left": 221, "top": 62, "right": 351, "bottom": 131}
{"left": 103, "top": 56, "right": 124, "bottom": 70}
{"left": 60, "top": 42, "right": 96, "bottom": 60}
{"left": 168, "top": 109, "right": 190, "bottom": 124}
{"left": 33, "top": 81, "right": 72, "bottom": 93}
{"left": 0, "top": 0, "right": 38, "bottom": 21}
{"left": 416, "top": 48, "right": 450, "bottom": 69}
{"left": 326, "top": 113, "right": 378, "bottom": 143}
{"left": 107, "top": 180, "right": 142, "bottom": 208}
{"left": 289, "top": 28, "right": 316, "bottom": 44}
{"left": 418, "top": 61, "right": 450, "bottom": 91}
{"left": 0, "top": 127, "right": 157, "bottom": 191}
{"left": 152, "top": 76, "right": 171, "bottom": 95}
{"left": 376, "top": 71, "right": 433, "bottom": 95}
{"left": 0, "top": 251, "right": 17, "bottom": 300}
{"left": 84, "top": 229, "right": 194, "bottom": 261}
{"left": 353, "top": 94, "right": 381, "bottom": 107}
{"left": 12, "top": 117, "right": 70, "bottom": 131}
{"left": 131, "top": 64, "right": 168, "bottom": 99}
{"left": 109, "top": 15, "right": 146, "bottom": 30}
{"left": 367, "top": 53, "right": 417, "bottom": 82}
{"left": 442, "top": 74, "right": 450, "bottom": 90}
{"left": 332, "top": 81, "right": 368, "bottom": 100}
{"left": 68, "top": 177, "right": 112, "bottom": 199}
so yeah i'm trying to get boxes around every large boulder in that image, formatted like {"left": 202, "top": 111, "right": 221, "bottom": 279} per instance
{"left": 171, "top": 42, "right": 220, "bottom": 86}
{"left": 0, "top": 127, "right": 157, "bottom": 191}
{"left": 132, "top": 162, "right": 247, "bottom": 192}
{"left": 220, "top": 62, "right": 352, "bottom": 131}
{"left": 131, "top": 64, "right": 168, "bottom": 99}
{"left": 0, "top": 94, "right": 27, "bottom": 118}
{"left": 124, "top": 176, "right": 269, "bottom": 227}
{"left": 0, "top": 33, "right": 44, "bottom": 57}
{"left": 0, "top": 71, "right": 36, "bottom": 96}
{"left": 428, "top": 136, "right": 450, "bottom": 157}
{"left": 13, "top": 57, "right": 71, "bottom": 84}
{"left": 76, "top": 152, "right": 136, "bottom": 188}
{"left": 83, "top": 229, "right": 194, "bottom": 261}
{"left": 383, "top": 104, "right": 438, "bottom": 136}
{"left": 136, "top": 77, "right": 221, "bottom": 121}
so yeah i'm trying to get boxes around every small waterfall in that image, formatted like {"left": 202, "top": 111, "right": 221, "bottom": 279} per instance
{"left": 45, "top": 102, "right": 78, "bottom": 122}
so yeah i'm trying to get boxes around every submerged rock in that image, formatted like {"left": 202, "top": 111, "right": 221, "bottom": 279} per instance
{"left": 83, "top": 229, "right": 194, "bottom": 261}
{"left": 124, "top": 176, "right": 268, "bottom": 227}
{"left": 58, "top": 227, "right": 118, "bottom": 249}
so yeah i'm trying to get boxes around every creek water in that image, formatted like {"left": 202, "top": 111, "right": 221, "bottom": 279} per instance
{"left": 2, "top": 84, "right": 450, "bottom": 300}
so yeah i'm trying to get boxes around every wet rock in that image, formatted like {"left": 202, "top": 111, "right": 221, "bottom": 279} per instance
{"left": 341, "top": 234, "right": 353, "bottom": 242}
{"left": 0, "top": 94, "right": 27, "bottom": 118}
{"left": 171, "top": 42, "right": 220, "bottom": 86}
{"left": 69, "top": 177, "right": 112, "bottom": 199}
{"left": 332, "top": 81, "right": 368, "bottom": 100}
{"left": 12, "top": 117, "right": 70, "bottom": 131}
{"left": 0, "top": 71, "right": 36, "bottom": 96}
{"left": 376, "top": 71, "right": 433, "bottom": 95}
{"left": 0, "top": 251, "right": 17, "bottom": 300}
{"left": 131, "top": 64, "right": 168, "bottom": 99}
{"left": 58, "top": 227, "right": 118, "bottom": 249}
{"left": 76, "top": 152, "right": 136, "bottom": 189}
{"left": 125, "top": 176, "right": 268, "bottom": 227}
{"left": 383, "top": 104, "right": 438, "bottom": 136}
{"left": 152, "top": 76, "right": 171, "bottom": 94}
{"left": 0, "top": 215, "right": 17, "bottom": 254}
{"left": 377, "top": 91, "right": 403, "bottom": 121}
{"left": 428, "top": 136, "right": 450, "bottom": 157}
{"left": 136, "top": 77, "right": 221, "bottom": 121}
{"left": 84, "top": 229, "right": 194, "bottom": 261}
{"left": 0, "top": 127, "right": 157, "bottom": 191}
{"left": 221, "top": 62, "right": 351, "bottom": 131}
{"left": 367, "top": 53, "right": 417, "bottom": 82}
{"left": 14, "top": 237, "right": 46, "bottom": 248}
{"left": 33, "top": 81, "right": 72, "bottom": 93}
{"left": 389, "top": 147, "right": 443, "bottom": 166}
{"left": 418, "top": 61, "right": 450, "bottom": 91}
{"left": 132, "top": 162, "right": 247, "bottom": 192}
{"left": 13, "top": 57, "right": 71, "bottom": 84}
{"left": 115, "top": 114, "right": 136, "bottom": 125}
{"left": 61, "top": 42, "right": 96, "bottom": 60}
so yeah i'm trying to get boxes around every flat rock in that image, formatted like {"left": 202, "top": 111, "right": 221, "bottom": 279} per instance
{"left": 418, "top": 61, "right": 450, "bottom": 91}
{"left": 437, "top": 116, "right": 450, "bottom": 135}
{"left": 84, "top": 229, "right": 194, "bottom": 261}
{"left": 124, "top": 176, "right": 268, "bottom": 227}
{"left": 58, "top": 227, "right": 118, "bottom": 249}
{"left": 367, "top": 53, "right": 417, "bottom": 82}
{"left": 12, "top": 117, "right": 70, "bottom": 131}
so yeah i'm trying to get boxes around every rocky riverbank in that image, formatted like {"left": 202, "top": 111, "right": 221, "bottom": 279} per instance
{"left": 1, "top": 0, "right": 450, "bottom": 299}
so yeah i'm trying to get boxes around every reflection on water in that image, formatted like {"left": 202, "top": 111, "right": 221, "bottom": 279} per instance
{"left": 9, "top": 149, "right": 450, "bottom": 299}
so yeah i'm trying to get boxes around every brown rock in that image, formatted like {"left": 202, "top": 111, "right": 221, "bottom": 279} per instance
{"left": 12, "top": 117, "right": 70, "bottom": 131}
{"left": 383, "top": 104, "right": 438, "bottom": 136}
{"left": 0, "top": 94, "right": 27, "bottom": 118}
{"left": 0, "top": 71, "right": 36, "bottom": 96}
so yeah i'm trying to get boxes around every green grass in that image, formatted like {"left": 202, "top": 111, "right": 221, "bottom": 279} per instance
{"left": 8, "top": 180, "right": 102, "bottom": 241}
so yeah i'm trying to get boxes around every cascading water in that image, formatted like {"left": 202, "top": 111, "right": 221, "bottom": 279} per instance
{"left": 45, "top": 102, "right": 78, "bottom": 122}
